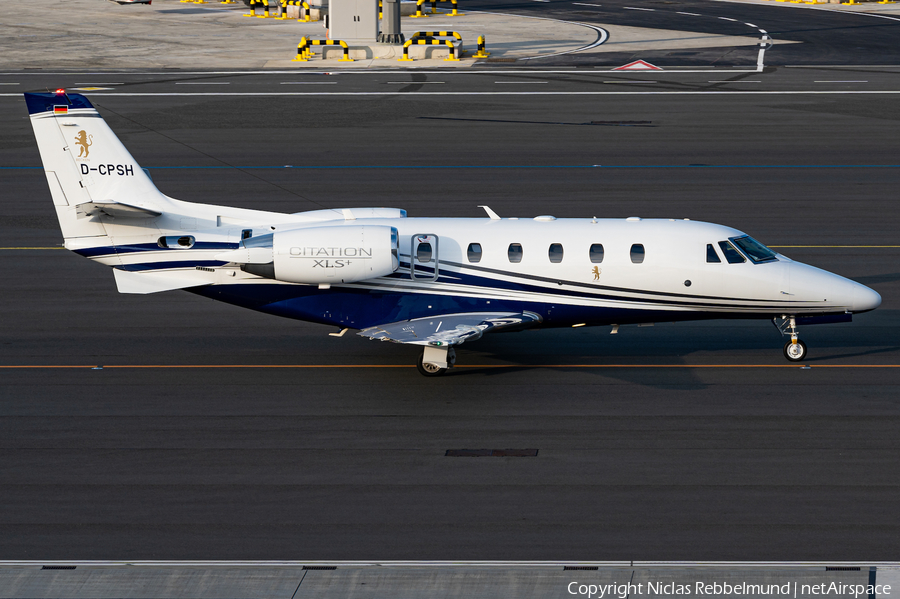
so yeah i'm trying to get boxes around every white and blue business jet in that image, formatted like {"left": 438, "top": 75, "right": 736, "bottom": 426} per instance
{"left": 26, "top": 91, "right": 881, "bottom": 375}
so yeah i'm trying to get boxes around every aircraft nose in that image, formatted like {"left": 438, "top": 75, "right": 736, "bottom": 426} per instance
{"left": 853, "top": 283, "right": 881, "bottom": 313}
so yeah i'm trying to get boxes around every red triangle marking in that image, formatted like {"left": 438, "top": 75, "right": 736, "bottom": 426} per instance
{"left": 612, "top": 60, "right": 663, "bottom": 71}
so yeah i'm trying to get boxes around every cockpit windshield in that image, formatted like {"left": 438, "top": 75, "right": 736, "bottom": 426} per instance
{"left": 730, "top": 235, "right": 778, "bottom": 264}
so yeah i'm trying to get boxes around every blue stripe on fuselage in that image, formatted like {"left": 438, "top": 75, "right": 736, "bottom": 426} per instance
{"left": 118, "top": 260, "right": 228, "bottom": 272}
{"left": 185, "top": 281, "right": 787, "bottom": 330}
{"left": 74, "top": 241, "right": 239, "bottom": 258}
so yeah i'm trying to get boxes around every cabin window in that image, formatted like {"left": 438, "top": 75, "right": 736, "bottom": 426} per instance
{"left": 467, "top": 243, "right": 482, "bottom": 263}
{"left": 630, "top": 244, "right": 645, "bottom": 264}
{"left": 718, "top": 240, "right": 746, "bottom": 264}
{"left": 706, "top": 244, "right": 721, "bottom": 263}
{"left": 731, "top": 235, "right": 778, "bottom": 263}
{"left": 416, "top": 242, "right": 433, "bottom": 263}
{"left": 589, "top": 244, "right": 604, "bottom": 263}
{"left": 508, "top": 243, "right": 523, "bottom": 264}
{"left": 241, "top": 229, "right": 253, "bottom": 240}
{"left": 548, "top": 243, "right": 564, "bottom": 264}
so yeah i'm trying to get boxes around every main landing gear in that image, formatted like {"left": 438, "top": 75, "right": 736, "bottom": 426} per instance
{"left": 774, "top": 315, "right": 808, "bottom": 362}
{"left": 417, "top": 345, "right": 456, "bottom": 377}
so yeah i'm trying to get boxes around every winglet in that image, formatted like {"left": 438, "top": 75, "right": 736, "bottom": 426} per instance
{"left": 24, "top": 92, "right": 95, "bottom": 115}
{"left": 478, "top": 205, "right": 501, "bottom": 220}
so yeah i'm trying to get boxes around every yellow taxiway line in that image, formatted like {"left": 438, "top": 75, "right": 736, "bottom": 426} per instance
{"left": 1, "top": 364, "right": 899, "bottom": 369}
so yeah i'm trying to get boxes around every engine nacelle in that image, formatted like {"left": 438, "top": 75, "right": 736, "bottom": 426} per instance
{"left": 272, "top": 225, "right": 399, "bottom": 284}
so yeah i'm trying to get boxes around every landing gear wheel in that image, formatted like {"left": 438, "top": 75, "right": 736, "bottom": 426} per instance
{"left": 417, "top": 353, "right": 448, "bottom": 377}
{"left": 783, "top": 339, "right": 808, "bottom": 362}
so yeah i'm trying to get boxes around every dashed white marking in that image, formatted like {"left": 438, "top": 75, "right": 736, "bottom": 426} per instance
{"left": 623, "top": 6, "right": 654, "bottom": 10}
{"left": 281, "top": 81, "right": 338, "bottom": 84}
{"left": 759, "top": 29, "right": 767, "bottom": 34}
{"left": 718, "top": 16, "right": 738, "bottom": 21}
{"left": 709, "top": 80, "right": 761, "bottom": 83}
{"left": 9, "top": 92, "right": 900, "bottom": 97}
{"left": 677, "top": 11, "right": 701, "bottom": 16}
{"left": 495, "top": 81, "right": 549, "bottom": 84}
{"left": 814, "top": 80, "right": 868, "bottom": 83}
{"left": 745, "top": 23, "right": 757, "bottom": 27}
{"left": 603, "top": 80, "right": 657, "bottom": 84}
{"left": 387, "top": 81, "right": 446, "bottom": 84}
{"left": 572, "top": 2, "right": 602, "bottom": 5}
{"left": 175, "top": 82, "right": 231, "bottom": 85}
{"left": 0, "top": 83, "right": 19, "bottom": 86}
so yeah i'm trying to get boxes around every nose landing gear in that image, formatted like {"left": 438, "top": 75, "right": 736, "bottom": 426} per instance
{"left": 774, "top": 315, "right": 808, "bottom": 362}
{"left": 783, "top": 338, "right": 808, "bottom": 361}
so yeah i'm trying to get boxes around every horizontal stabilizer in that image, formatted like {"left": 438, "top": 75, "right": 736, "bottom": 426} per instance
{"left": 113, "top": 268, "right": 207, "bottom": 294}
{"left": 76, "top": 200, "right": 161, "bottom": 219}
{"left": 358, "top": 311, "right": 542, "bottom": 347}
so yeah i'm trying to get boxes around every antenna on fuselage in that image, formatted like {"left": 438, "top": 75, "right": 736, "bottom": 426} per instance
{"left": 478, "top": 205, "right": 501, "bottom": 220}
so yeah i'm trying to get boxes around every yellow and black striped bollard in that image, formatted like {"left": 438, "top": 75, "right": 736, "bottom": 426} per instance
{"left": 473, "top": 35, "right": 489, "bottom": 57}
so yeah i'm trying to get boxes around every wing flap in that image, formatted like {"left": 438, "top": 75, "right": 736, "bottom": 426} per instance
{"left": 358, "top": 311, "right": 542, "bottom": 347}
{"left": 113, "top": 268, "right": 208, "bottom": 294}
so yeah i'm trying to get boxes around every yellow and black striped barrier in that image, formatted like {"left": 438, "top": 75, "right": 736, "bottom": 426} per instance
{"left": 243, "top": 0, "right": 274, "bottom": 17}
{"left": 278, "top": 0, "right": 313, "bottom": 21}
{"left": 473, "top": 34, "right": 489, "bottom": 58}
{"left": 398, "top": 36, "right": 460, "bottom": 62}
{"left": 292, "top": 37, "right": 354, "bottom": 62}
{"left": 411, "top": 0, "right": 461, "bottom": 18}
{"left": 410, "top": 30, "right": 462, "bottom": 42}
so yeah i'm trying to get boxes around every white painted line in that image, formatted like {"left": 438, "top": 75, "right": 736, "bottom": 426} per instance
{"left": 387, "top": 81, "right": 445, "bottom": 84}
{"left": 488, "top": 10, "right": 608, "bottom": 61}
{"left": 0, "top": 561, "right": 895, "bottom": 567}
{"left": 281, "top": 81, "right": 338, "bottom": 84}
{"left": 745, "top": 23, "right": 757, "bottom": 27}
{"left": 5, "top": 91, "right": 893, "bottom": 96}
{"left": 677, "top": 11, "right": 701, "bottom": 15}
{"left": 758, "top": 29, "right": 767, "bottom": 34}
{"left": 572, "top": 2, "right": 602, "bottom": 5}
{"left": 494, "top": 81, "right": 549, "bottom": 84}
{"left": 623, "top": 6, "right": 654, "bottom": 10}
{"left": 175, "top": 82, "right": 231, "bottom": 85}
{"left": 604, "top": 80, "right": 657, "bottom": 84}
{"left": 75, "top": 83, "right": 124, "bottom": 85}
{"left": 814, "top": 80, "right": 868, "bottom": 83}
{"left": 787, "top": 65, "right": 900, "bottom": 68}
{"left": 0, "top": 83, "right": 19, "bottom": 86}
{"left": 708, "top": 80, "right": 761, "bottom": 83}
{"left": 718, "top": 16, "right": 738, "bottom": 21}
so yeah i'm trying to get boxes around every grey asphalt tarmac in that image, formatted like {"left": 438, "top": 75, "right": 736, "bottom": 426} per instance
{"left": 1, "top": 69, "right": 899, "bottom": 560}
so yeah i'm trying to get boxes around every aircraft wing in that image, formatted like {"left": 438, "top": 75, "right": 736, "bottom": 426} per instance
{"left": 358, "top": 311, "right": 542, "bottom": 347}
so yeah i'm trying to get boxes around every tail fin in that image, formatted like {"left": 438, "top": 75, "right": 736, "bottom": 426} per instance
{"left": 25, "top": 92, "right": 166, "bottom": 240}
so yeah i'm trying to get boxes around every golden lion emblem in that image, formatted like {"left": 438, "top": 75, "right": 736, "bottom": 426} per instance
{"left": 74, "top": 130, "right": 93, "bottom": 158}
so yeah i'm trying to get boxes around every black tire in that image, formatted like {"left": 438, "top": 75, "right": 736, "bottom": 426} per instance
{"left": 783, "top": 339, "right": 808, "bottom": 362}
{"left": 416, "top": 353, "right": 447, "bottom": 377}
